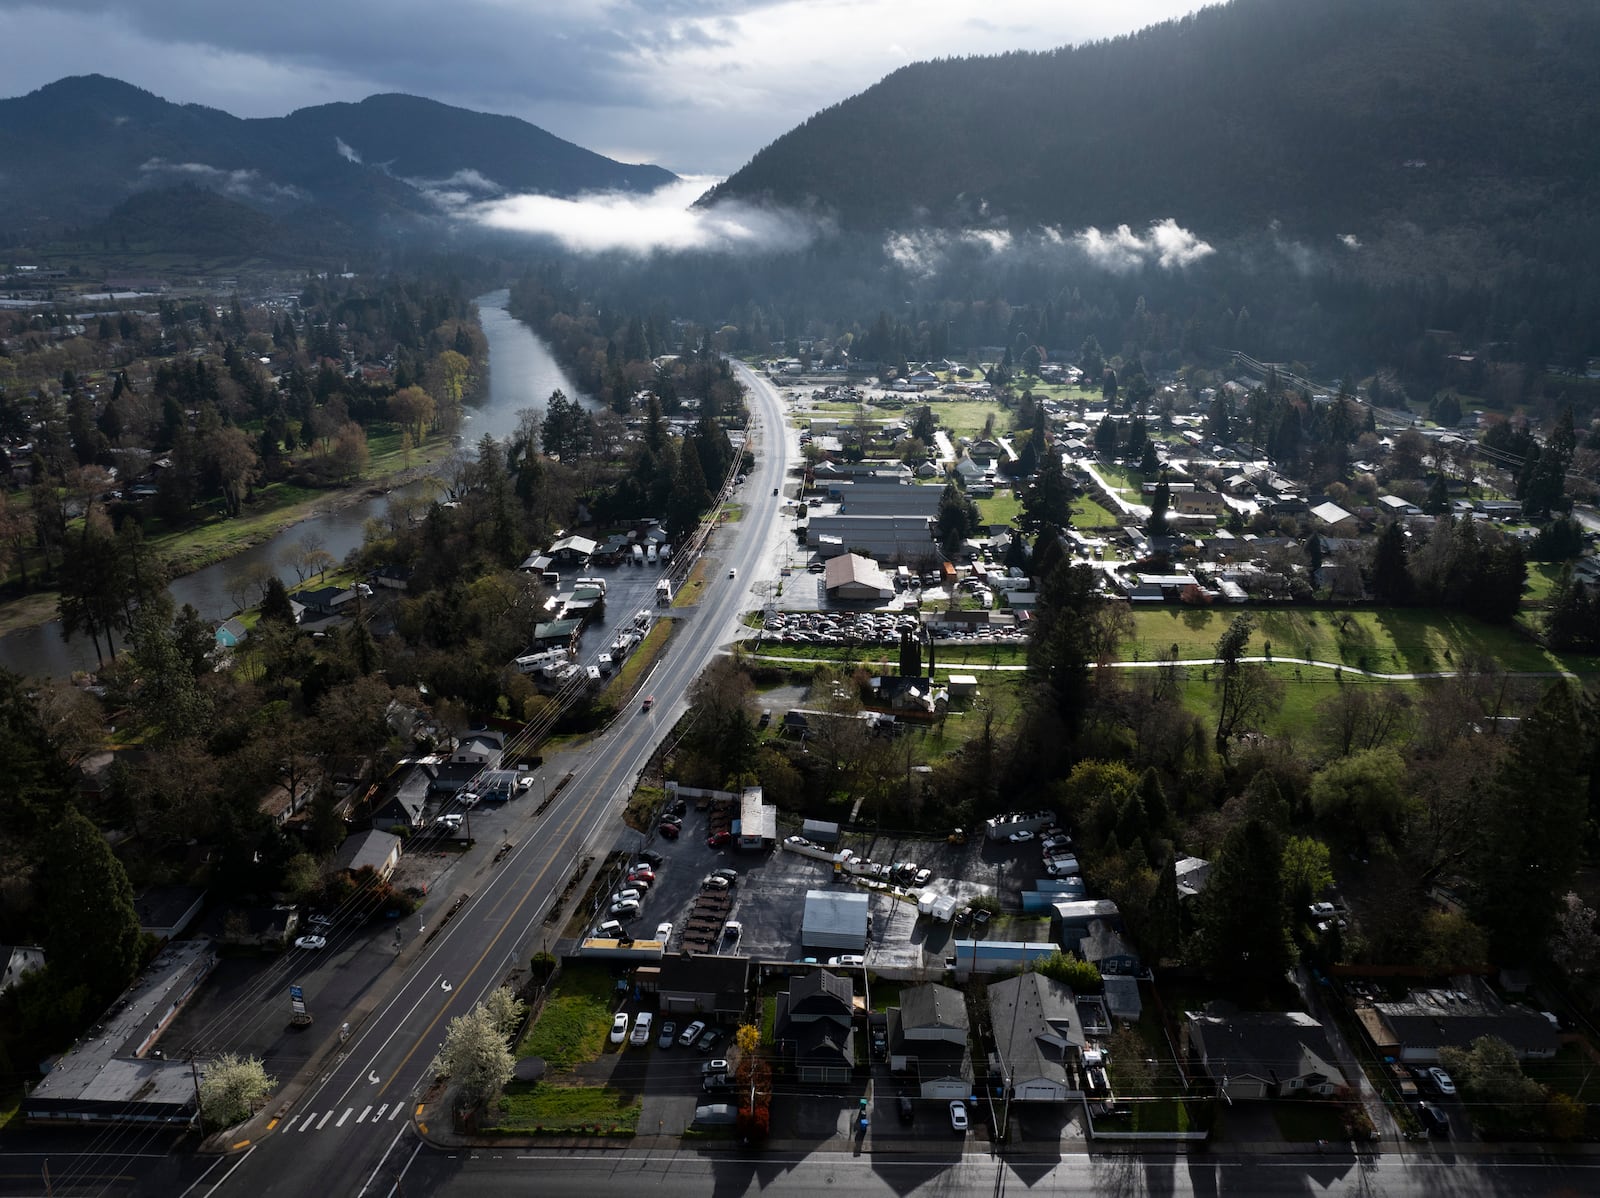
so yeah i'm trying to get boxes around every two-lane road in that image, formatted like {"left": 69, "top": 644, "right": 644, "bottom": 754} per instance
{"left": 207, "top": 364, "right": 792, "bottom": 1197}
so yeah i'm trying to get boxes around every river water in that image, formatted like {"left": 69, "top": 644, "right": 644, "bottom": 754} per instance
{"left": 0, "top": 289, "right": 581, "bottom": 679}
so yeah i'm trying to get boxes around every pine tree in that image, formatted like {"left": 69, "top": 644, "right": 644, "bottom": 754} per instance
{"left": 44, "top": 806, "right": 141, "bottom": 1002}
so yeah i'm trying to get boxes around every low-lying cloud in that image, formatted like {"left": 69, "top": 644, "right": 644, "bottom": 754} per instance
{"left": 464, "top": 176, "right": 825, "bottom": 255}
{"left": 139, "top": 158, "right": 304, "bottom": 202}
{"left": 1073, "top": 218, "right": 1214, "bottom": 272}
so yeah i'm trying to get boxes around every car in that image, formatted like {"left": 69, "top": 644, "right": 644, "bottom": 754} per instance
{"left": 623, "top": 876, "right": 651, "bottom": 891}
{"left": 457, "top": 790, "right": 482, "bottom": 808}
{"left": 722, "top": 920, "right": 743, "bottom": 941}
{"left": 629, "top": 866, "right": 657, "bottom": 882}
{"left": 610, "top": 1012, "right": 630, "bottom": 1044}
{"left": 828, "top": 955, "right": 865, "bottom": 967}
{"left": 696, "top": 1028, "right": 723, "bottom": 1054}
{"left": 596, "top": 919, "right": 625, "bottom": 938}
{"left": 702, "top": 1074, "right": 732, "bottom": 1093}
{"left": 630, "top": 1012, "right": 654, "bottom": 1047}
{"left": 1417, "top": 1101, "right": 1450, "bottom": 1138}
{"left": 898, "top": 1096, "right": 914, "bottom": 1124}
{"left": 772, "top": 487, "right": 779, "bottom": 496}
{"left": 808, "top": 561, "right": 825, "bottom": 573}
{"left": 702, "top": 875, "right": 731, "bottom": 890}
{"left": 654, "top": 921, "right": 674, "bottom": 942}
{"left": 515, "top": 775, "right": 536, "bottom": 793}
{"left": 949, "top": 1100, "right": 969, "bottom": 1133}
{"left": 679, "top": 1020, "right": 707, "bottom": 1048}
{"left": 437, "top": 812, "right": 465, "bottom": 827}
{"left": 705, "top": 831, "right": 732, "bottom": 848}
{"left": 611, "top": 888, "right": 642, "bottom": 904}
{"left": 657, "top": 1020, "right": 678, "bottom": 1049}
{"left": 609, "top": 899, "right": 641, "bottom": 917}
{"left": 307, "top": 913, "right": 334, "bottom": 928}
{"left": 658, "top": 814, "right": 683, "bottom": 828}
{"left": 701, "top": 1058, "right": 730, "bottom": 1075}
{"left": 1428, "top": 1067, "right": 1457, "bottom": 1096}
{"left": 636, "top": 850, "right": 665, "bottom": 868}
{"left": 1008, "top": 829, "right": 1034, "bottom": 843}
{"left": 641, "top": 695, "right": 654, "bottom": 712}
{"left": 658, "top": 822, "right": 680, "bottom": 839}
{"left": 294, "top": 935, "right": 327, "bottom": 950}
{"left": 710, "top": 867, "right": 739, "bottom": 883}
{"left": 913, "top": 868, "right": 933, "bottom": 887}
{"left": 728, "top": 568, "right": 737, "bottom": 578}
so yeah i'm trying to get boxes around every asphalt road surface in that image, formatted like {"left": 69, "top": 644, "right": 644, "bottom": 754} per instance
{"left": 183, "top": 363, "right": 794, "bottom": 1198}
{"left": 381, "top": 1143, "right": 1600, "bottom": 1198}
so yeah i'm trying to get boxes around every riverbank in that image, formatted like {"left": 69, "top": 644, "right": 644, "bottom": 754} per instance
{"left": 0, "top": 448, "right": 451, "bottom": 641}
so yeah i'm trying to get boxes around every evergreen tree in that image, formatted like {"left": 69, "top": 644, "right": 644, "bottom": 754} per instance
{"left": 1196, "top": 816, "right": 1294, "bottom": 984}
{"left": 259, "top": 577, "right": 297, "bottom": 627}
{"left": 44, "top": 806, "right": 141, "bottom": 1002}
{"left": 1147, "top": 469, "right": 1171, "bottom": 537}
{"left": 1370, "top": 521, "right": 1411, "bottom": 603}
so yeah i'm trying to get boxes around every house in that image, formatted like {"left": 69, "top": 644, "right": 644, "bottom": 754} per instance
{"left": 531, "top": 619, "right": 583, "bottom": 654}
{"left": 637, "top": 955, "right": 749, "bottom": 1018}
{"left": 886, "top": 983, "right": 972, "bottom": 1099}
{"left": 1379, "top": 494, "right": 1421, "bottom": 517}
{"left": 1310, "top": 501, "right": 1356, "bottom": 533}
{"left": 296, "top": 585, "right": 359, "bottom": 616}
{"left": 985, "top": 972, "right": 1085, "bottom": 1102}
{"left": 1364, "top": 981, "right": 1559, "bottom": 1063}
{"left": 214, "top": 617, "right": 248, "bottom": 649}
{"left": 1186, "top": 1010, "right": 1346, "bottom": 1100}
{"left": 774, "top": 970, "right": 856, "bottom": 1085}
{"left": 823, "top": 553, "right": 895, "bottom": 601}
{"left": 135, "top": 885, "right": 208, "bottom": 939}
{"left": 1079, "top": 919, "right": 1142, "bottom": 976}
{"left": 258, "top": 777, "right": 319, "bottom": 828}
{"left": 370, "top": 763, "right": 431, "bottom": 833}
{"left": 452, "top": 730, "right": 504, "bottom": 769}
{"left": 548, "top": 535, "right": 598, "bottom": 565}
{"left": 331, "top": 829, "right": 402, "bottom": 881}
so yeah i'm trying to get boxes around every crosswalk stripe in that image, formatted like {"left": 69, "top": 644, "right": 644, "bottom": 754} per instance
{"left": 389, "top": 1104, "right": 403, "bottom": 1120}
{"left": 316, "top": 1111, "right": 333, "bottom": 1130}
{"left": 374, "top": 1104, "right": 388, "bottom": 1122}
{"left": 336, "top": 1108, "right": 353, "bottom": 1127}
{"left": 358, "top": 1105, "right": 372, "bottom": 1122}
{"left": 299, "top": 1114, "right": 316, "bottom": 1132}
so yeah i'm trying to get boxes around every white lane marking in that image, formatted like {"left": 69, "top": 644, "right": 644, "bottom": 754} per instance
{"left": 389, "top": 1103, "right": 404, "bottom": 1120}
{"left": 374, "top": 1103, "right": 388, "bottom": 1122}
{"left": 300, "top": 1112, "right": 318, "bottom": 1132}
{"left": 316, "top": 1111, "right": 333, "bottom": 1130}
{"left": 336, "top": 1107, "right": 353, "bottom": 1127}
{"left": 359, "top": 1104, "right": 373, "bottom": 1122}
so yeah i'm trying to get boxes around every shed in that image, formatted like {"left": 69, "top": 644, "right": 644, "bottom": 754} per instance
{"left": 802, "top": 819, "right": 840, "bottom": 846}
{"left": 331, "top": 829, "right": 402, "bottom": 881}
{"left": 802, "top": 890, "right": 869, "bottom": 951}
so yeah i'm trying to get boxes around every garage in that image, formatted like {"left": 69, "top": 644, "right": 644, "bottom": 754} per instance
{"left": 801, "top": 890, "right": 869, "bottom": 952}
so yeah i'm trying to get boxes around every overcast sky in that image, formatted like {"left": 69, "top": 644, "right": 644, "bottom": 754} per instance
{"left": 0, "top": 0, "right": 1212, "bottom": 177}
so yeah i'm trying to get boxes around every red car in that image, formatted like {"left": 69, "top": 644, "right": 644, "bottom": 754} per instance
{"left": 658, "top": 823, "right": 680, "bottom": 839}
{"left": 706, "top": 831, "right": 732, "bottom": 848}
{"left": 629, "top": 867, "right": 656, "bottom": 883}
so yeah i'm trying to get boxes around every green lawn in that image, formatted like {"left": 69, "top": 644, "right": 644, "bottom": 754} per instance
{"left": 1093, "top": 1099, "right": 1197, "bottom": 1133}
{"left": 1270, "top": 1101, "right": 1350, "bottom": 1141}
{"left": 490, "top": 1082, "right": 640, "bottom": 1134}
{"left": 516, "top": 963, "right": 617, "bottom": 1072}
{"left": 1174, "top": 665, "right": 1418, "bottom": 739}
{"left": 1071, "top": 496, "right": 1120, "bottom": 529}
{"left": 925, "top": 400, "right": 1014, "bottom": 440}
{"left": 976, "top": 491, "right": 1022, "bottom": 527}
{"left": 1522, "top": 561, "right": 1566, "bottom": 606}
{"left": 1124, "top": 606, "right": 1599, "bottom": 676}
{"left": 1094, "top": 462, "right": 1149, "bottom": 502}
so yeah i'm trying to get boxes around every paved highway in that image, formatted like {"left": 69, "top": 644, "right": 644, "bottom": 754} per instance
{"left": 190, "top": 364, "right": 793, "bottom": 1198}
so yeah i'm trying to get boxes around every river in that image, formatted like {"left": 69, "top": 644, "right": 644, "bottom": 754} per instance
{"left": 0, "top": 289, "right": 581, "bottom": 679}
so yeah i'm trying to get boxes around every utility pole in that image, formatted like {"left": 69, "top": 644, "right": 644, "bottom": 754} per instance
{"left": 189, "top": 1058, "right": 203, "bottom": 1131}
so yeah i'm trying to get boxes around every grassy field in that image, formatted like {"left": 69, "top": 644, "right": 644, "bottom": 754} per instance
{"left": 976, "top": 491, "right": 1022, "bottom": 527}
{"left": 672, "top": 561, "right": 710, "bottom": 608}
{"left": 516, "top": 963, "right": 617, "bottom": 1071}
{"left": 1094, "top": 462, "right": 1150, "bottom": 502}
{"left": 1523, "top": 561, "right": 1566, "bottom": 606}
{"left": 1523, "top": 1043, "right": 1600, "bottom": 1101}
{"left": 1124, "top": 606, "right": 1599, "bottom": 676}
{"left": 491, "top": 1081, "right": 640, "bottom": 1134}
{"left": 1269, "top": 1102, "right": 1349, "bottom": 1141}
{"left": 1071, "top": 496, "right": 1120, "bottom": 529}
{"left": 926, "top": 400, "right": 1014, "bottom": 440}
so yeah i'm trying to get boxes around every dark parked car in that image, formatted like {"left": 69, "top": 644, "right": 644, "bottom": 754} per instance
{"left": 1417, "top": 1102, "right": 1450, "bottom": 1138}
{"left": 695, "top": 1028, "right": 724, "bottom": 1054}
{"left": 636, "top": 850, "right": 665, "bottom": 868}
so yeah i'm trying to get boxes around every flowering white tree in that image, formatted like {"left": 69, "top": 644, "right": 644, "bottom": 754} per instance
{"left": 430, "top": 992, "right": 519, "bottom": 1112}
{"left": 199, "top": 1054, "right": 275, "bottom": 1129}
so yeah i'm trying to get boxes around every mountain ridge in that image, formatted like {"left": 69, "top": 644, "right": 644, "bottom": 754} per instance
{"left": 0, "top": 74, "right": 677, "bottom": 244}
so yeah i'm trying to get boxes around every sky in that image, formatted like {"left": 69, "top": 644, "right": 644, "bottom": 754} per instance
{"left": 0, "top": 0, "right": 1212, "bottom": 178}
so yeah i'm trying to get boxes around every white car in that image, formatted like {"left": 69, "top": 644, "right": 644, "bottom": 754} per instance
{"left": 654, "top": 922, "right": 674, "bottom": 942}
{"left": 828, "top": 955, "right": 865, "bottom": 967}
{"left": 294, "top": 935, "right": 327, "bottom": 950}
{"left": 679, "top": 1020, "right": 707, "bottom": 1048}
{"left": 630, "top": 1012, "right": 654, "bottom": 1047}
{"left": 702, "top": 875, "right": 731, "bottom": 890}
{"left": 1428, "top": 1067, "right": 1457, "bottom": 1096}
{"left": 728, "top": 568, "right": 737, "bottom": 578}
{"left": 611, "top": 888, "right": 642, "bottom": 904}
{"left": 457, "top": 791, "right": 481, "bottom": 807}
{"left": 610, "top": 1013, "right": 630, "bottom": 1044}
{"left": 1007, "top": 829, "right": 1034, "bottom": 843}
{"left": 949, "top": 1100, "right": 969, "bottom": 1133}
{"left": 609, "top": 899, "right": 641, "bottom": 917}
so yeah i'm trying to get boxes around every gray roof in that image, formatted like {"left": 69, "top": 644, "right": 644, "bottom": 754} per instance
{"left": 987, "top": 972, "right": 1085, "bottom": 1088}
{"left": 899, "top": 982, "right": 969, "bottom": 1036}
{"left": 785, "top": 968, "right": 854, "bottom": 1021}
{"left": 802, "top": 889, "right": 869, "bottom": 940}
{"left": 333, "top": 829, "right": 401, "bottom": 874}
{"left": 1187, "top": 1010, "right": 1345, "bottom": 1090}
